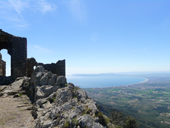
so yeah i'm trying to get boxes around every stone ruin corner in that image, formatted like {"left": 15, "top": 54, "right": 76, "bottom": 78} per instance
{"left": 26, "top": 57, "right": 65, "bottom": 77}
{"left": 0, "top": 29, "right": 65, "bottom": 84}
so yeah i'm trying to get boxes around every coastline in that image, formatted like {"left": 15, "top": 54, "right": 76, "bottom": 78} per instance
{"left": 127, "top": 78, "right": 149, "bottom": 86}
{"left": 91, "top": 77, "right": 149, "bottom": 89}
{"left": 69, "top": 76, "right": 149, "bottom": 89}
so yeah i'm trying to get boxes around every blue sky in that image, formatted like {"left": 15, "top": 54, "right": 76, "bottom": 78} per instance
{"left": 0, "top": 0, "right": 170, "bottom": 76}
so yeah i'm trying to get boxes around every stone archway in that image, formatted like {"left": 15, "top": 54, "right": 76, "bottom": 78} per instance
{"left": 0, "top": 29, "right": 27, "bottom": 79}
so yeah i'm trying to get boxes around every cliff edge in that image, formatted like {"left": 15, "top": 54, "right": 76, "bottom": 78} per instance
{"left": 0, "top": 66, "right": 115, "bottom": 128}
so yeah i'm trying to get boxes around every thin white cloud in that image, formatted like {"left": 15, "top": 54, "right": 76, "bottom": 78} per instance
{"left": 64, "top": 0, "right": 87, "bottom": 21}
{"left": 0, "top": 0, "right": 57, "bottom": 29}
{"left": 8, "top": 0, "right": 29, "bottom": 28}
{"left": 0, "top": 1, "right": 28, "bottom": 28}
{"left": 8, "top": 0, "right": 29, "bottom": 20}
{"left": 37, "top": 0, "right": 57, "bottom": 14}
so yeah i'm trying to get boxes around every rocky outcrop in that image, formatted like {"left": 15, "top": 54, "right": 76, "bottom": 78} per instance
{"left": 27, "top": 66, "right": 115, "bottom": 128}
{"left": 0, "top": 66, "right": 115, "bottom": 128}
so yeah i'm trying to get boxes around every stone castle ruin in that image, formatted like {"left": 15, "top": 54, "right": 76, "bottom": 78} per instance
{"left": 0, "top": 29, "right": 65, "bottom": 82}
{"left": 0, "top": 29, "right": 115, "bottom": 128}
{"left": 0, "top": 29, "right": 27, "bottom": 79}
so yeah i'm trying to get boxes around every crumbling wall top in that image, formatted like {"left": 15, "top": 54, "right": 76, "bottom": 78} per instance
{"left": 0, "top": 29, "right": 25, "bottom": 38}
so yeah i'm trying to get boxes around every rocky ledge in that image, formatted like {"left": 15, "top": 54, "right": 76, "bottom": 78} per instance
{"left": 0, "top": 66, "right": 115, "bottom": 128}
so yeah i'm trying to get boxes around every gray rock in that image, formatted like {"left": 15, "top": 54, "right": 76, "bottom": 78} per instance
{"left": 11, "top": 77, "right": 25, "bottom": 91}
{"left": 61, "top": 98, "right": 77, "bottom": 111}
{"left": 87, "top": 102, "right": 99, "bottom": 115}
{"left": 75, "top": 105, "right": 84, "bottom": 114}
{"left": 92, "top": 123, "right": 105, "bottom": 128}
{"left": 77, "top": 115, "right": 94, "bottom": 127}
{"left": 41, "top": 120, "right": 52, "bottom": 128}
{"left": 55, "top": 88, "right": 73, "bottom": 105}
{"left": 75, "top": 88, "right": 88, "bottom": 102}
{"left": 67, "top": 83, "right": 75, "bottom": 90}
{"left": 30, "top": 66, "right": 45, "bottom": 85}
{"left": 35, "top": 85, "right": 59, "bottom": 99}
{"left": 2, "top": 77, "right": 26, "bottom": 95}
{"left": 55, "top": 76, "right": 66, "bottom": 86}
{"left": 36, "top": 98, "right": 47, "bottom": 107}
{"left": 48, "top": 74, "right": 57, "bottom": 86}
{"left": 39, "top": 72, "right": 52, "bottom": 85}
{"left": 68, "top": 111, "right": 77, "bottom": 121}
{"left": 62, "top": 102, "right": 73, "bottom": 112}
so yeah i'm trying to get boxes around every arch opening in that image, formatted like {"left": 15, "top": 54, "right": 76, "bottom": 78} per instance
{"left": 33, "top": 66, "right": 36, "bottom": 70}
{"left": 0, "top": 49, "right": 11, "bottom": 76}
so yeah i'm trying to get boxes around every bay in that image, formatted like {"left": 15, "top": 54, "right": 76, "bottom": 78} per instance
{"left": 67, "top": 75, "right": 147, "bottom": 88}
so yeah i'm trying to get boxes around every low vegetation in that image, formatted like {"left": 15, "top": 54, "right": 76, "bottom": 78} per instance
{"left": 84, "top": 73, "right": 170, "bottom": 128}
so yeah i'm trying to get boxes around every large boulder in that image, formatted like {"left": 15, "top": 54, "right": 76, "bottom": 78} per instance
{"left": 39, "top": 72, "right": 52, "bottom": 85}
{"left": 35, "top": 85, "right": 59, "bottom": 99}
{"left": 30, "top": 66, "right": 45, "bottom": 86}
{"left": 3, "top": 77, "right": 27, "bottom": 95}
{"left": 55, "top": 87, "right": 73, "bottom": 105}
{"left": 75, "top": 88, "right": 88, "bottom": 102}
{"left": 48, "top": 74, "right": 57, "bottom": 86}
{"left": 55, "top": 76, "right": 66, "bottom": 86}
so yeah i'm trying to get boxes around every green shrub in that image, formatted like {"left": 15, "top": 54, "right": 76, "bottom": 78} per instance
{"left": 83, "top": 108, "right": 91, "bottom": 115}
{"left": 63, "top": 120, "right": 70, "bottom": 128}
{"left": 71, "top": 118, "right": 78, "bottom": 125}
{"left": 123, "top": 116, "right": 139, "bottom": 128}
{"left": 111, "top": 110, "right": 139, "bottom": 128}
{"left": 19, "top": 93, "right": 22, "bottom": 97}
{"left": 75, "top": 86, "right": 80, "bottom": 90}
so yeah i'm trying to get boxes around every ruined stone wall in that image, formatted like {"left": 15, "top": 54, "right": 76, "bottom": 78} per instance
{"left": 0, "top": 29, "right": 65, "bottom": 80}
{"left": 26, "top": 58, "right": 37, "bottom": 77}
{"left": 0, "top": 53, "right": 6, "bottom": 76}
{"left": 0, "top": 29, "right": 27, "bottom": 79}
{"left": 38, "top": 60, "right": 65, "bottom": 76}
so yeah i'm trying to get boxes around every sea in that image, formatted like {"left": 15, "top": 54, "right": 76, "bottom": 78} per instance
{"left": 67, "top": 75, "right": 147, "bottom": 88}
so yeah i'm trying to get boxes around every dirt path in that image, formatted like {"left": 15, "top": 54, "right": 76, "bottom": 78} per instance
{"left": 0, "top": 94, "right": 34, "bottom": 128}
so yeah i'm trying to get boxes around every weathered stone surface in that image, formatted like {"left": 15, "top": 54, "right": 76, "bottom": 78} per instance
{"left": 55, "top": 88, "right": 73, "bottom": 105}
{"left": 0, "top": 29, "right": 27, "bottom": 79}
{"left": 75, "top": 88, "right": 88, "bottom": 102}
{"left": 2, "top": 77, "right": 27, "bottom": 96}
{"left": 67, "top": 83, "right": 75, "bottom": 90}
{"left": 39, "top": 72, "right": 52, "bottom": 85}
{"left": 68, "top": 111, "right": 77, "bottom": 121}
{"left": 38, "top": 60, "right": 65, "bottom": 76}
{"left": 41, "top": 120, "right": 52, "bottom": 128}
{"left": 11, "top": 77, "right": 25, "bottom": 91}
{"left": 0, "top": 53, "right": 6, "bottom": 76}
{"left": 55, "top": 76, "right": 66, "bottom": 86}
{"left": 86, "top": 99, "right": 99, "bottom": 115}
{"left": 30, "top": 66, "right": 45, "bottom": 85}
{"left": 75, "top": 105, "right": 85, "bottom": 114}
{"left": 48, "top": 74, "right": 57, "bottom": 86}
{"left": 77, "top": 115, "right": 94, "bottom": 127}
{"left": 35, "top": 85, "right": 59, "bottom": 99}
{"left": 26, "top": 57, "right": 37, "bottom": 77}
